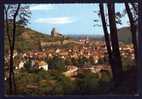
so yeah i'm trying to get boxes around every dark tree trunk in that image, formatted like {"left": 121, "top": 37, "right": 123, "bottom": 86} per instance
{"left": 8, "top": 48, "right": 15, "bottom": 94}
{"left": 125, "top": 3, "right": 137, "bottom": 63}
{"left": 107, "top": 3, "right": 123, "bottom": 85}
{"left": 99, "top": 2, "right": 113, "bottom": 66}
{"left": 4, "top": 5, "right": 13, "bottom": 95}
{"left": 4, "top": 6, "right": 13, "bottom": 94}
{"left": 8, "top": 4, "right": 20, "bottom": 95}
{"left": 4, "top": 5, "right": 12, "bottom": 49}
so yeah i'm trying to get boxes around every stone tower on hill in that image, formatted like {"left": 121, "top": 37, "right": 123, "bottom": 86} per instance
{"left": 51, "top": 28, "right": 63, "bottom": 37}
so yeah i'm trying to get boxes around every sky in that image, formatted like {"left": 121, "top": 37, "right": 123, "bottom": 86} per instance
{"left": 27, "top": 3, "right": 129, "bottom": 36}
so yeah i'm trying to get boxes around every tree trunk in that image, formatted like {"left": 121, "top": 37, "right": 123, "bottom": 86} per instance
{"left": 107, "top": 3, "right": 123, "bottom": 85}
{"left": 125, "top": 3, "right": 137, "bottom": 63}
{"left": 99, "top": 2, "right": 113, "bottom": 67}
{"left": 8, "top": 48, "right": 15, "bottom": 94}
{"left": 4, "top": 6, "right": 14, "bottom": 94}
{"left": 8, "top": 4, "right": 20, "bottom": 95}
{"left": 4, "top": 5, "right": 12, "bottom": 49}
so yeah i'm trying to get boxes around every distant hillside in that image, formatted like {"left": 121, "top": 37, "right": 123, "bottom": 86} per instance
{"left": 67, "top": 27, "right": 132, "bottom": 43}
{"left": 117, "top": 27, "right": 132, "bottom": 43}
{"left": 20, "top": 28, "right": 50, "bottom": 40}
{"left": 100, "top": 27, "right": 132, "bottom": 43}
{"left": 4, "top": 26, "right": 72, "bottom": 53}
{"left": 4, "top": 27, "right": 51, "bottom": 53}
{"left": 4, "top": 25, "right": 132, "bottom": 54}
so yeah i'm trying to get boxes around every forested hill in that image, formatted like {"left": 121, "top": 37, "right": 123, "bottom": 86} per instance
{"left": 117, "top": 27, "right": 132, "bottom": 43}
{"left": 5, "top": 26, "right": 52, "bottom": 53}
{"left": 101, "top": 27, "right": 132, "bottom": 43}
{"left": 68, "top": 26, "right": 133, "bottom": 43}
{"left": 4, "top": 24, "right": 133, "bottom": 54}
{"left": 4, "top": 25, "right": 72, "bottom": 53}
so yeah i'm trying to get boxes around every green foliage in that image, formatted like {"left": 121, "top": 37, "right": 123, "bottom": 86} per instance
{"left": 4, "top": 23, "right": 51, "bottom": 53}
{"left": 97, "top": 71, "right": 113, "bottom": 94}
{"left": 78, "top": 56, "right": 88, "bottom": 66}
{"left": 24, "top": 59, "right": 32, "bottom": 72}
{"left": 65, "top": 58, "right": 73, "bottom": 65}
{"left": 100, "top": 71, "right": 112, "bottom": 82}
{"left": 98, "top": 58, "right": 105, "bottom": 64}
{"left": 7, "top": 67, "right": 135, "bottom": 95}
{"left": 122, "top": 57, "right": 135, "bottom": 71}
{"left": 13, "top": 69, "right": 77, "bottom": 95}
{"left": 14, "top": 70, "right": 38, "bottom": 95}
{"left": 75, "top": 71, "right": 113, "bottom": 95}
{"left": 17, "top": 40, "right": 31, "bottom": 51}
{"left": 38, "top": 79, "right": 56, "bottom": 95}
{"left": 47, "top": 70, "right": 76, "bottom": 95}
{"left": 48, "top": 56, "right": 66, "bottom": 72}
{"left": 76, "top": 72, "right": 100, "bottom": 94}
{"left": 71, "top": 58, "right": 79, "bottom": 66}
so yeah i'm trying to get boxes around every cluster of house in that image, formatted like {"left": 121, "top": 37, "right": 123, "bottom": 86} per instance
{"left": 18, "top": 59, "right": 48, "bottom": 71}
{"left": 16, "top": 40, "right": 106, "bottom": 70}
{"left": 63, "top": 64, "right": 111, "bottom": 79}
{"left": 9, "top": 39, "right": 134, "bottom": 79}
{"left": 119, "top": 44, "right": 134, "bottom": 60}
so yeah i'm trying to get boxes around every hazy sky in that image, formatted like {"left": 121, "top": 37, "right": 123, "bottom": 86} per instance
{"left": 28, "top": 3, "right": 129, "bottom": 36}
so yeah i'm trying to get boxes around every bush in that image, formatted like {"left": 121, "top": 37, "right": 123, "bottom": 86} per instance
{"left": 24, "top": 59, "right": 32, "bottom": 72}
{"left": 15, "top": 71, "right": 39, "bottom": 95}
{"left": 38, "top": 79, "right": 56, "bottom": 95}
{"left": 76, "top": 72, "right": 100, "bottom": 94}
{"left": 48, "top": 56, "right": 66, "bottom": 72}
{"left": 97, "top": 71, "right": 113, "bottom": 94}
{"left": 122, "top": 57, "right": 135, "bottom": 71}
{"left": 56, "top": 76, "right": 76, "bottom": 94}
{"left": 75, "top": 71, "right": 113, "bottom": 95}
{"left": 8, "top": 66, "right": 113, "bottom": 95}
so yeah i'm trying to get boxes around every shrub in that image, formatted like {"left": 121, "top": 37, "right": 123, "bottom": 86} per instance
{"left": 122, "top": 57, "right": 135, "bottom": 71}
{"left": 48, "top": 56, "right": 66, "bottom": 72}
{"left": 76, "top": 72, "right": 100, "bottom": 94}
{"left": 10, "top": 65, "right": 114, "bottom": 95}
{"left": 97, "top": 71, "right": 113, "bottom": 94}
